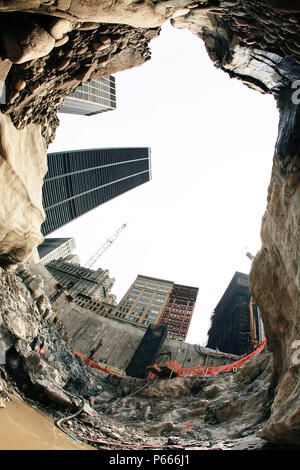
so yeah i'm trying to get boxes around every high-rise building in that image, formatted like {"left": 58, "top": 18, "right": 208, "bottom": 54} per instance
{"left": 60, "top": 76, "right": 116, "bottom": 116}
{"left": 37, "top": 237, "right": 78, "bottom": 265}
{"left": 45, "top": 258, "right": 116, "bottom": 304}
{"left": 113, "top": 275, "right": 173, "bottom": 330}
{"left": 206, "top": 272, "right": 264, "bottom": 356}
{"left": 41, "top": 147, "right": 151, "bottom": 236}
{"left": 157, "top": 284, "right": 199, "bottom": 341}
{"left": 113, "top": 275, "right": 199, "bottom": 341}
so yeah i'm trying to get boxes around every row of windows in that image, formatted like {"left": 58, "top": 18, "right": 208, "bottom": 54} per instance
{"left": 168, "top": 325, "right": 187, "bottom": 331}
{"left": 72, "top": 90, "right": 115, "bottom": 105}
{"left": 61, "top": 75, "right": 116, "bottom": 114}
{"left": 131, "top": 310, "right": 143, "bottom": 317}
{"left": 74, "top": 82, "right": 114, "bottom": 96}
{"left": 46, "top": 148, "right": 150, "bottom": 178}
{"left": 170, "top": 311, "right": 190, "bottom": 320}
{"left": 114, "top": 312, "right": 151, "bottom": 328}
{"left": 134, "top": 281, "right": 171, "bottom": 292}
{"left": 45, "top": 171, "right": 149, "bottom": 214}
{"left": 119, "top": 300, "right": 163, "bottom": 315}
{"left": 119, "top": 306, "right": 129, "bottom": 313}
{"left": 166, "top": 307, "right": 192, "bottom": 314}
{"left": 61, "top": 101, "right": 115, "bottom": 116}
{"left": 73, "top": 77, "right": 115, "bottom": 94}
{"left": 115, "top": 311, "right": 126, "bottom": 319}
{"left": 128, "top": 315, "right": 139, "bottom": 323}
{"left": 42, "top": 172, "right": 150, "bottom": 235}
{"left": 126, "top": 291, "right": 166, "bottom": 303}
{"left": 44, "top": 160, "right": 150, "bottom": 207}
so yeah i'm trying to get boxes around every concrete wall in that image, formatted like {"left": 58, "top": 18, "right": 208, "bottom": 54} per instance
{"left": 57, "top": 301, "right": 239, "bottom": 371}
{"left": 32, "top": 263, "right": 240, "bottom": 372}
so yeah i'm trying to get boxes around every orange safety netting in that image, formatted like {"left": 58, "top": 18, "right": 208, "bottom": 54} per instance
{"left": 74, "top": 339, "right": 267, "bottom": 379}
{"left": 73, "top": 351, "right": 116, "bottom": 375}
{"left": 150, "top": 338, "right": 267, "bottom": 378}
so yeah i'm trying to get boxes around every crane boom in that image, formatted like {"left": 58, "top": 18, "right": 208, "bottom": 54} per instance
{"left": 85, "top": 223, "right": 127, "bottom": 269}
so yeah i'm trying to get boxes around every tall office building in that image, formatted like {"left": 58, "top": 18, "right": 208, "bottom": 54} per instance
{"left": 113, "top": 275, "right": 173, "bottom": 329}
{"left": 46, "top": 258, "right": 116, "bottom": 304}
{"left": 206, "top": 272, "right": 264, "bottom": 356}
{"left": 157, "top": 284, "right": 199, "bottom": 341}
{"left": 37, "top": 238, "right": 78, "bottom": 265}
{"left": 41, "top": 147, "right": 151, "bottom": 236}
{"left": 60, "top": 76, "right": 116, "bottom": 116}
{"left": 113, "top": 275, "right": 198, "bottom": 341}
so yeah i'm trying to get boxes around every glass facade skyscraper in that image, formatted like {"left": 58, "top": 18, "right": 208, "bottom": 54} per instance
{"left": 41, "top": 147, "right": 151, "bottom": 236}
{"left": 60, "top": 76, "right": 116, "bottom": 116}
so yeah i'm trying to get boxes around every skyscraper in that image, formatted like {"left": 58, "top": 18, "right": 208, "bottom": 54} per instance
{"left": 157, "top": 284, "right": 199, "bottom": 341}
{"left": 59, "top": 76, "right": 116, "bottom": 116}
{"left": 113, "top": 275, "right": 173, "bottom": 329}
{"left": 113, "top": 275, "right": 198, "bottom": 341}
{"left": 41, "top": 147, "right": 151, "bottom": 236}
{"left": 206, "top": 272, "right": 264, "bottom": 355}
{"left": 37, "top": 237, "right": 78, "bottom": 265}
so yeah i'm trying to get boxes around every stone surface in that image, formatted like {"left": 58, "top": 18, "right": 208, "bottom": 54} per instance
{"left": 1, "top": 263, "right": 299, "bottom": 450}
{"left": 250, "top": 153, "right": 300, "bottom": 445}
{"left": 0, "top": 0, "right": 299, "bottom": 448}
{"left": 48, "top": 18, "right": 71, "bottom": 40}
{"left": 0, "top": 17, "right": 55, "bottom": 64}
{"left": 1, "top": 20, "right": 159, "bottom": 146}
{"left": 0, "top": 58, "right": 12, "bottom": 81}
{"left": 0, "top": 114, "right": 46, "bottom": 269}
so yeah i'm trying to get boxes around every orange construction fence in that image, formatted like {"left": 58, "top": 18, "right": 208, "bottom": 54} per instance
{"left": 150, "top": 338, "right": 267, "bottom": 378}
{"left": 74, "top": 339, "right": 266, "bottom": 379}
{"left": 73, "top": 351, "right": 116, "bottom": 375}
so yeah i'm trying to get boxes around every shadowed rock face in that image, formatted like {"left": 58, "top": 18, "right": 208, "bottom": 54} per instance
{"left": 0, "top": 0, "right": 299, "bottom": 446}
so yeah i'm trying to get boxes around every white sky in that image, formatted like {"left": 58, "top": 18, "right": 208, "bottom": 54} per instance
{"left": 48, "top": 22, "right": 279, "bottom": 346}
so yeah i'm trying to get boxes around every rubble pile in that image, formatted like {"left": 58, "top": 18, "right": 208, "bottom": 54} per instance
{"left": 0, "top": 264, "right": 296, "bottom": 450}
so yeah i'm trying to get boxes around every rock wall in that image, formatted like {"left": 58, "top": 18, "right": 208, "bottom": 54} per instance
{"left": 0, "top": 262, "right": 275, "bottom": 450}
{"left": 0, "top": 0, "right": 300, "bottom": 446}
{"left": 172, "top": 2, "right": 300, "bottom": 444}
{"left": 249, "top": 155, "right": 300, "bottom": 444}
{"left": 0, "top": 264, "right": 104, "bottom": 410}
{"left": 0, "top": 114, "right": 46, "bottom": 269}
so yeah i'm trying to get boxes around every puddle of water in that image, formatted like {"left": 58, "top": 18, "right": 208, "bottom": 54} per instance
{"left": 0, "top": 398, "right": 94, "bottom": 450}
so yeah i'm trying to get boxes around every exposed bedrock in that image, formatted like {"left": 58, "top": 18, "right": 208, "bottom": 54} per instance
{"left": 0, "top": 0, "right": 299, "bottom": 446}
{"left": 249, "top": 152, "right": 300, "bottom": 444}
{"left": 0, "top": 114, "right": 46, "bottom": 270}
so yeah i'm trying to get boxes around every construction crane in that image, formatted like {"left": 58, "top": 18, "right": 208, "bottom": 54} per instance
{"left": 85, "top": 223, "right": 127, "bottom": 269}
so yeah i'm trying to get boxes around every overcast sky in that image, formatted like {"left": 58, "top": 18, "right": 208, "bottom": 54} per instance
{"left": 48, "top": 22, "right": 279, "bottom": 345}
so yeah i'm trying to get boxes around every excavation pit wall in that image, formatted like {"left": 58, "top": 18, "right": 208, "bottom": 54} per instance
{"left": 32, "top": 262, "right": 239, "bottom": 374}
{"left": 0, "top": 262, "right": 275, "bottom": 450}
